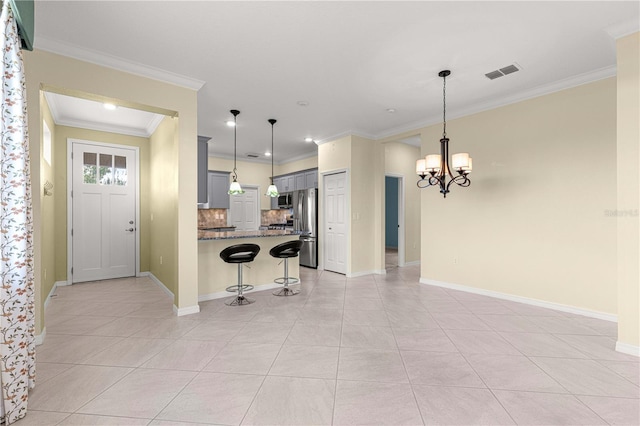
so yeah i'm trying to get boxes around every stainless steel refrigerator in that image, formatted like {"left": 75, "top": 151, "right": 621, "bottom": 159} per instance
{"left": 293, "top": 188, "right": 318, "bottom": 268}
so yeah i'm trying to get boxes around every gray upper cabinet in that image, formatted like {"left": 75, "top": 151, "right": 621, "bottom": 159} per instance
{"left": 207, "top": 171, "right": 230, "bottom": 209}
{"left": 284, "top": 175, "right": 295, "bottom": 192}
{"left": 305, "top": 170, "right": 318, "bottom": 188}
{"left": 295, "top": 174, "right": 306, "bottom": 191}
{"left": 197, "top": 136, "right": 211, "bottom": 204}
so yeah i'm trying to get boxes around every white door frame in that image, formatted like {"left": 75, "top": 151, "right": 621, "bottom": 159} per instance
{"left": 320, "top": 169, "right": 350, "bottom": 274}
{"left": 385, "top": 173, "right": 405, "bottom": 268}
{"left": 67, "top": 138, "right": 141, "bottom": 283}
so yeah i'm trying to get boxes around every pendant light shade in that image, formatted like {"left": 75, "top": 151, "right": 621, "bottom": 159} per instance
{"left": 266, "top": 118, "right": 279, "bottom": 197}
{"left": 228, "top": 109, "right": 245, "bottom": 195}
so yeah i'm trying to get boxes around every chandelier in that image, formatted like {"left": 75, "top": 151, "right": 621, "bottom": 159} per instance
{"left": 416, "top": 70, "right": 472, "bottom": 197}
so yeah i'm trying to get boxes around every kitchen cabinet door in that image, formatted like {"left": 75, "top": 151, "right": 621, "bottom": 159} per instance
{"left": 285, "top": 175, "right": 295, "bottom": 192}
{"left": 273, "top": 176, "right": 286, "bottom": 193}
{"left": 305, "top": 170, "right": 318, "bottom": 188}
{"left": 295, "top": 173, "right": 306, "bottom": 191}
{"left": 208, "top": 171, "right": 230, "bottom": 209}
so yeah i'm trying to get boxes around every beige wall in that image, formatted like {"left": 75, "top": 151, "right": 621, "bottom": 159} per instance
{"left": 26, "top": 49, "right": 199, "bottom": 335}
{"left": 351, "top": 136, "right": 384, "bottom": 274}
{"left": 207, "top": 157, "right": 273, "bottom": 210}
{"left": 419, "top": 78, "right": 617, "bottom": 315}
{"left": 317, "top": 135, "right": 386, "bottom": 276}
{"left": 384, "top": 141, "right": 421, "bottom": 264}
{"left": 150, "top": 117, "right": 179, "bottom": 296}
{"left": 616, "top": 32, "right": 640, "bottom": 348}
{"left": 318, "top": 136, "right": 352, "bottom": 272}
{"left": 39, "top": 94, "right": 56, "bottom": 332}
{"left": 276, "top": 155, "right": 318, "bottom": 175}
{"left": 52, "top": 125, "right": 151, "bottom": 282}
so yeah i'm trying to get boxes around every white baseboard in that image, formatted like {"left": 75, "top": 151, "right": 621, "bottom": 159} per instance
{"left": 404, "top": 260, "right": 420, "bottom": 267}
{"left": 421, "top": 278, "right": 618, "bottom": 322}
{"left": 55, "top": 280, "right": 71, "bottom": 286}
{"left": 173, "top": 304, "right": 200, "bottom": 316}
{"left": 35, "top": 327, "right": 46, "bottom": 346}
{"left": 198, "top": 282, "right": 287, "bottom": 303}
{"left": 44, "top": 280, "right": 70, "bottom": 310}
{"left": 347, "top": 270, "right": 386, "bottom": 278}
{"left": 147, "top": 272, "right": 174, "bottom": 299}
{"left": 616, "top": 341, "right": 640, "bottom": 357}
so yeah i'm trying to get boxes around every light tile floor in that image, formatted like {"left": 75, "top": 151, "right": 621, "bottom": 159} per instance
{"left": 19, "top": 265, "right": 639, "bottom": 425}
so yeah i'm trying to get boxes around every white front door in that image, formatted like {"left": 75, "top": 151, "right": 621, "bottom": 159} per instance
{"left": 324, "top": 172, "right": 347, "bottom": 274}
{"left": 71, "top": 141, "right": 137, "bottom": 283}
{"left": 229, "top": 187, "right": 259, "bottom": 231}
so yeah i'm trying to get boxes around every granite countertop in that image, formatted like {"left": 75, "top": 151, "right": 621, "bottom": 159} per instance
{"left": 198, "top": 229, "right": 302, "bottom": 241}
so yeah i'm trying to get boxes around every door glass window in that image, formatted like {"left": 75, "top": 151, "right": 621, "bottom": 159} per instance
{"left": 99, "top": 154, "right": 113, "bottom": 185}
{"left": 114, "top": 155, "right": 127, "bottom": 186}
{"left": 83, "top": 152, "right": 97, "bottom": 184}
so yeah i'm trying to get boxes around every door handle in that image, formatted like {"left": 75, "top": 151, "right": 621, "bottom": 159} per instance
{"left": 126, "top": 228, "right": 134, "bottom": 232}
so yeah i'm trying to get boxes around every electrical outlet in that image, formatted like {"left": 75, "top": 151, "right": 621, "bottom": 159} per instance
{"left": 160, "top": 256, "right": 163, "bottom": 265}
{"left": 453, "top": 257, "right": 458, "bottom": 265}
{"left": 44, "top": 268, "right": 47, "bottom": 280}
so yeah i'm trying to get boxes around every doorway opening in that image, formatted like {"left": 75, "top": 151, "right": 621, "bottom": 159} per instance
{"left": 385, "top": 175, "right": 404, "bottom": 270}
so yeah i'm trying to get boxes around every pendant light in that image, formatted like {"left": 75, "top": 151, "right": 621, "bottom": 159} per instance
{"left": 416, "top": 70, "right": 472, "bottom": 197}
{"left": 265, "top": 119, "right": 279, "bottom": 197}
{"left": 228, "top": 109, "right": 245, "bottom": 195}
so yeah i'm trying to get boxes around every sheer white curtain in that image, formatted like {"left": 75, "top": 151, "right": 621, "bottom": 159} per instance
{"left": 0, "top": 1, "right": 35, "bottom": 424}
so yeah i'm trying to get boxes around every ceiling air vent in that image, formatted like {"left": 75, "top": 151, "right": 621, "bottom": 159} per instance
{"left": 246, "top": 153, "right": 260, "bottom": 158}
{"left": 485, "top": 63, "right": 521, "bottom": 80}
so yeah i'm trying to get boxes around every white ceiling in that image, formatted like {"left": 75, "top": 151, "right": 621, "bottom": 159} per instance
{"left": 34, "top": 1, "right": 638, "bottom": 164}
{"left": 44, "top": 92, "right": 165, "bottom": 138}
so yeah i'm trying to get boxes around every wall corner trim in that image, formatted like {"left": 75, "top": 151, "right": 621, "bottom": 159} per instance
{"left": 420, "top": 278, "right": 618, "bottom": 322}
{"left": 145, "top": 272, "right": 174, "bottom": 298}
{"left": 615, "top": 341, "right": 640, "bottom": 357}
{"left": 35, "top": 327, "right": 46, "bottom": 346}
{"left": 172, "top": 304, "right": 200, "bottom": 316}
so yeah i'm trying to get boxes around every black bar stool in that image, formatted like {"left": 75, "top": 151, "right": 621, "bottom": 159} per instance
{"left": 270, "top": 240, "right": 303, "bottom": 296}
{"left": 220, "top": 243, "right": 261, "bottom": 306}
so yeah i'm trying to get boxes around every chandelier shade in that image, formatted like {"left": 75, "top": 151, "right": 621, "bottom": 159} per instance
{"left": 416, "top": 70, "right": 472, "bottom": 197}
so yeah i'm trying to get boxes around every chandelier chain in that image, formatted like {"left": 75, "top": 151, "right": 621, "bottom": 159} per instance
{"left": 442, "top": 73, "right": 447, "bottom": 138}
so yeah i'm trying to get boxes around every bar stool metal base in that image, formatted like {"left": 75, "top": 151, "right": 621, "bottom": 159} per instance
{"left": 225, "top": 295, "right": 255, "bottom": 306}
{"left": 273, "top": 287, "right": 300, "bottom": 296}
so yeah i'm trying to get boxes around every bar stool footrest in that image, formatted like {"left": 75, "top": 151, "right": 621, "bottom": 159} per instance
{"left": 225, "top": 295, "right": 255, "bottom": 306}
{"left": 226, "top": 284, "right": 254, "bottom": 293}
{"left": 273, "top": 277, "right": 299, "bottom": 285}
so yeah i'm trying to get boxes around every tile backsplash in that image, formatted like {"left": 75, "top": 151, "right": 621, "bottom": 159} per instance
{"left": 198, "top": 209, "right": 228, "bottom": 228}
{"left": 261, "top": 209, "right": 289, "bottom": 225}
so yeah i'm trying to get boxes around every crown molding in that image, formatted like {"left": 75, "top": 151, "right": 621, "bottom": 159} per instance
{"left": 36, "top": 37, "right": 206, "bottom": 91}
{"left": 145, "top": 114, "right": 165, "bottom": 136}
{"left": 605, "top": 19, "right": 640, "bottom": 40}
{"left": 374, "top": 65, "right": 617, "bottom": 140}
{"left": 315, "top": 129, "right": 377, "bottom": 146}
{"left": 55, "top": 117, "right": 153, "bottom": 138}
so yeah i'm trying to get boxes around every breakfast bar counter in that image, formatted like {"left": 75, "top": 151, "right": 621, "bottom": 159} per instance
{"left": 198, "top": 230, "right": 301, "bottom": 300}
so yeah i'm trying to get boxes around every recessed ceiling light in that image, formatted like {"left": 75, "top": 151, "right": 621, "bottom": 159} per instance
{"left": 265, "top": 152, "right": 271, "bottom": 157}
{"left": 386, "top": 108, "right": 396, "bottom": 113}
{"left": 297, "top": 101, "right": 309, "bottom": 107}
{"left": 226, "top": 120, "right": 236, "bottom": 127}
{"left": 304, "top": 137, "right": 313, "bottom": 143}
{"left": 103, "top": 103, "right": 117, "bottom": 111}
